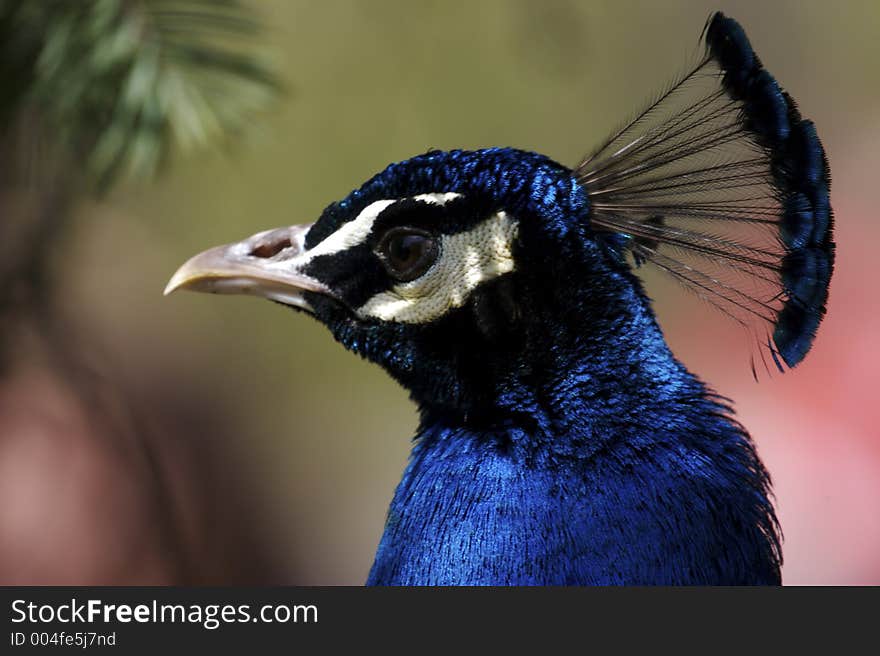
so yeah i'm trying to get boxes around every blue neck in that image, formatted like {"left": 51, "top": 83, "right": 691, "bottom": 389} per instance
{"left": 366, "top": 276, "right": 781, "bottom": 585}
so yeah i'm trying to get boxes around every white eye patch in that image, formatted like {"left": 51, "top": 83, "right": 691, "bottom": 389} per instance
{"left": 357, "top": 210, "right": 518, "bottom": 324}
{"left": 300, "top": 193, "right": 463, "bottom": 263}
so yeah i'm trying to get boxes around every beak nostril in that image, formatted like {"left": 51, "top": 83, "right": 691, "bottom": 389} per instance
{"left": 250, "top": 238, "right": 291, "bottom": 259}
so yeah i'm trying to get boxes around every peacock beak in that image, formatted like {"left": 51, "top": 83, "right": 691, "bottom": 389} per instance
{"left": 164, "top": 224, "right": 332, "bottom": 312}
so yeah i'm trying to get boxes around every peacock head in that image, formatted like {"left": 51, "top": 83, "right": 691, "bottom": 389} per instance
{"left": 166, "top": 12, "right": 835, "bottom": 425}
{"left": 164, "top": 148, "right": 629, "bottom": 417}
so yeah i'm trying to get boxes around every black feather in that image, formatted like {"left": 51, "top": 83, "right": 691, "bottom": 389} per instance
{"left": 576, "top": 11, "right": 834, "bottom": 371}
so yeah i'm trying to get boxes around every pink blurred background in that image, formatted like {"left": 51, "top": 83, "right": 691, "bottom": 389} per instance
{"left": 1, "top": 1, "right": 877, "bottom": 585}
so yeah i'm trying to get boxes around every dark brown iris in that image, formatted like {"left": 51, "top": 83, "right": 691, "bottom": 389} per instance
{"left": 377, "top": 227, "right": 439, "bottom": 282}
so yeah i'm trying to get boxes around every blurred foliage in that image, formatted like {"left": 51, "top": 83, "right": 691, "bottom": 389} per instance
{"left": 0, "top": 1, "right": 285, "bottom": 584}
{"left": 0, "top": 0, "right": 279, "bottom": 192}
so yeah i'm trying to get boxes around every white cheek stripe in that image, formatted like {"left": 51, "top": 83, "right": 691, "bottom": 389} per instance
{"left": 302, "top": 199, "right": 394, "bottom": 260}
{"left": 412, "top": 192, "right": 463, "bottom": 206}
{"left": 275, "top": 193, "right": 464, "bottom": 272}
{"left": 357, "top": 210, "right": 518, "bottom": 324}
{"left": 238, "top": 198, "right": 394, "bottom": 276}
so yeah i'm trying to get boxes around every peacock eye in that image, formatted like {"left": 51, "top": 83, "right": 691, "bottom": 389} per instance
{"left": 377, "top": 227, "right": 439, "bottom": 282}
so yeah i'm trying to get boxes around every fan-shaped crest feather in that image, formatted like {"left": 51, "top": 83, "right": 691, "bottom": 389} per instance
{"left": 577, "top": 12, "right": 833, "bottom": 373}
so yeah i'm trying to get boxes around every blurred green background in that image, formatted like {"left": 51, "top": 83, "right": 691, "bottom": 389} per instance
{"left": 2, "top": 0, "right": 878, "bottom": 584}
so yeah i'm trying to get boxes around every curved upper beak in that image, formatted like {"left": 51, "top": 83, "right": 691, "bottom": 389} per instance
{"left": 164, "top": 224, "right": 332, "bottom": 312}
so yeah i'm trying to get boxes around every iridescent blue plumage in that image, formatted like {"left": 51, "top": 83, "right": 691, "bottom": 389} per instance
{"left": 168, "top": 12, "right": 833, "bottom": 585}
{"left": 705, "top": 12, "right": 833, "bottom": 368}
{"left": 326, "top": 13, "right": 830, "bottom": 584}
{"left": 336, "top": 149, "right": 782, "bottom": 585}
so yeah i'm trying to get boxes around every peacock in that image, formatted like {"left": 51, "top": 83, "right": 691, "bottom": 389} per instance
{"left": 165, "top": 12, "right": 833, "bottom": 585}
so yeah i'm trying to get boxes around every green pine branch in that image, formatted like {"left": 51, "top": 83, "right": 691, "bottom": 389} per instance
{"left": 0, "top": 0, "right": 281, "bottom": 192}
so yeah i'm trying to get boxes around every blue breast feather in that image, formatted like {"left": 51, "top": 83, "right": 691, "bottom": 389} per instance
{"left": 367, "top": 271, "right": 781, "bottom": 585}
{"left": 369, "top": 418, "right": 779, "bottom": 585}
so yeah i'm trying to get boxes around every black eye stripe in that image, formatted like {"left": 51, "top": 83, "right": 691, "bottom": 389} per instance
{"left": 370, "top": 198, "right": 447, "bottom": 239}
{"left": 302, "top": 194, "right": 508, "bottom": 310}
{"left": 310, "top": 194, "right": 496, "bottom": 254}
{"left": 369, "top": 195, "right": 491, "bottom": 239}
{"left": 303, "top": 246, "right": 391, "bottom": 309}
